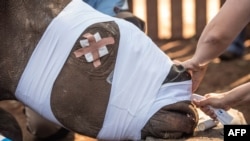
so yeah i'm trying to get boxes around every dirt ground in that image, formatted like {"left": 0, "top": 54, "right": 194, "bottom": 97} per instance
{"left": 0, "top": 38, "right": 250, "bottom": 141}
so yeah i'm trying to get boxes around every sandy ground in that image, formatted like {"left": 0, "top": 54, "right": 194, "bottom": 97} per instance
{"left": 1, "top": 38, "right": 250, "bottom": 141}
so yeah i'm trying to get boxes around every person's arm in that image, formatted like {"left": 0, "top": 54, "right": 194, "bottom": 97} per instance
{"left": 194, "top": 82, "right": 250, "bottom": 119}
{"left": 192, "top": 0, "right": 250, "bottom": 66}
{"left": 200, "top": 82, "right": 250, "bottom": 108}
{"left": 181, "top": 0, "right": 250, "bottom": 91}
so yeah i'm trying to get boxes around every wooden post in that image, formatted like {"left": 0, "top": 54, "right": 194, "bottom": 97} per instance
{"left": 195, "top": 0, "right": 207, "bottom": 38}
{"left": 171, "top": 0, "right": 183, "bottom": 39}
{"left": 127, "top": 0, "right": 133, "bottom": 12}
{"left": 146, "top": 0, "right": 158, "bottom": 40}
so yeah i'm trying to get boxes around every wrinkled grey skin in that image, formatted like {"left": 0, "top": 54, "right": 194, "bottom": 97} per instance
{"left": 0, "top": 0, "right": 70, "bottom": 139}
{"left": 0, "top": 0, "right": 71, "bottom": 101}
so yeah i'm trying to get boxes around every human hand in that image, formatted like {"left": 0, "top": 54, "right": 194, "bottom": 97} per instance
{"left": 193, "top": 93, "right": 231, "bottom": 119}
{"left": 175, "top": 59, "right": 207, "bottom": 92}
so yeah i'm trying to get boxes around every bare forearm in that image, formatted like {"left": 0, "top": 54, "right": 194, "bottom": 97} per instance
{"left": 180, "top": 0, "right": 250, "bottom": 92}
{"left": 191, "top": 0, "right": 250, "bottom": 66}
{"left": 192, "top": 30, "right": 231, "bottom": 66}
{"left": 223, "top": 82, "right": 250, "bottom": 107}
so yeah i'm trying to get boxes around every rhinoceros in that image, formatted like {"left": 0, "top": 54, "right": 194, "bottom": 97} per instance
{"left": 0, "top": 0, "right": 198, "bottom": 140}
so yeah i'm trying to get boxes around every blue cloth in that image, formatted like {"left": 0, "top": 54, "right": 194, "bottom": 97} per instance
{"left": 226, "top": 29, "right": 246, "bottom": 56}
{"left": 0, "top": 135, "right": 12, "bottom": 141}
{"left": 83, "top": 0, "right": 125, "bottom": 16}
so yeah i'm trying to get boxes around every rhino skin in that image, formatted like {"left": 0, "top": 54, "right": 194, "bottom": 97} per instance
{"left": 0, "top": 0, "right": 198, "bottom": 139}
{"left": 0, "top": 0, "right": 71, "bottom": 101}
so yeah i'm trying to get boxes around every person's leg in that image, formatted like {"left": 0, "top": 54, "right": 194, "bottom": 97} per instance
{"left": 85, "top": 0, "right": 125, "bottom": 16}
{"left": 219, "top": 29, "right": 246, "bottom": 60}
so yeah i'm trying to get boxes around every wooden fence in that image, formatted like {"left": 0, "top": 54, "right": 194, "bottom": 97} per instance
{"left": 127, "top": 0, "right": 250, "bottom": 41}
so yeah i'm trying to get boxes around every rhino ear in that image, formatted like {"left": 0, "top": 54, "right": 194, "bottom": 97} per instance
{"left": 0, "top": 89, "right": 17, "bottom": 101}
{"left": 123, "top": 16, "right": 145, "bottom": 32}
{"left": 115, "top": 11, "right": 146, "bottom": 32}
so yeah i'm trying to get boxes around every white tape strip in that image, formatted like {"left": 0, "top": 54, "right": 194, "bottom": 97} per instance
{"left": 80, "top": 32, "right": 109, "bottom": 62}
